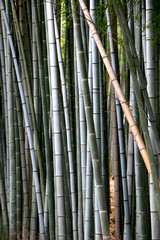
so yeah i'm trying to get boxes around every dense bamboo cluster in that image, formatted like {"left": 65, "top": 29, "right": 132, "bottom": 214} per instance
{"left": 0, "top": 0, "right": 160, "bottom": 239}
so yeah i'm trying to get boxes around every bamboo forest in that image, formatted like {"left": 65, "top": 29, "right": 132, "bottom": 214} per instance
{"left": 0, "top": 0, "right": 160, "bottom": 239}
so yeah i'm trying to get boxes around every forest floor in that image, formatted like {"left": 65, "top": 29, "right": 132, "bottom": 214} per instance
{"left": 110, "top": 176, "right": 117, "bottom": 240}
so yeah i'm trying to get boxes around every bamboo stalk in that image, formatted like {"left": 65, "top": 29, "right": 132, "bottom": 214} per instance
{"left": 53, "top": 4, "right": 78, "bottom": 238}
{"left": 5, "top": 1, "right": 16, "bottom": 237}
{"left": 74, "top": 38, "right": 84, "bottom": 239}
{"left": 45, "top": 2, "right": 66, "bottom": 238}
{"left": 0, "top": 121, "right": 9, "bottom": 239}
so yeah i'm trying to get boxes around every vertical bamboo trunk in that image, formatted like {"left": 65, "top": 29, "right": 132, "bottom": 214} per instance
{"left": 13, "top": 70, "right": 22, "bottom": 238}
{"left": 134, "top": 2, "right": 149, "bottom": 238}
{"left": 0, "top": 19, "right": 9, "bottom": 213}
{"left": 5, "top": 1, "right": 16, "bottom": 238}
{"left": 84, "top": 30, "right": 93, "bottom": 240}
{"left": 146, "top": 0, "right": 160, "bottom": 238}
{"left": 127, "top": 0, "right": 134, "bottom": 218}
{"left": 53, "top": 4, "right": 78, "bottom": 239}
{"left": 45, "top": 2, "right": 66, "bottom": 238}
{"left": 0, "top": 121, "right": 9, "bottom": 239}
{"left": 111, "top": 87, "right": 121, "bottom": 238}
{"left": 90, "top": 1, "right": 102, "bottom": 238}
{"left": 74, "top": 37, "right": 84, "bottom": 239}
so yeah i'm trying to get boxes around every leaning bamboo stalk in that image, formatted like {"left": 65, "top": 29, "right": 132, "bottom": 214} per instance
{"left": 78, "top": 0, "right": 151, "bottom": 177}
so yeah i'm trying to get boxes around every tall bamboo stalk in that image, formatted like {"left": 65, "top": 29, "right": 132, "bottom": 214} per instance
{"left": 45, "top": 2, "right": 66, "bottom": 238}
{"left": 0, "top": 118, "right": 9, "bottom": 239}
{"left": 5, "top": 1, "right": 16, "bottom": 238}
{"left": 53, "top": 4, "right": 78, "bottom": 239}
{"left": 146, "top": 0, "right": 160, "bottom": 238}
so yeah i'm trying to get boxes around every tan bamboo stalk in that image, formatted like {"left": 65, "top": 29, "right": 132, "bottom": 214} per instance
{"left": 78, "top": 0, "right": 151, "bottom": 178}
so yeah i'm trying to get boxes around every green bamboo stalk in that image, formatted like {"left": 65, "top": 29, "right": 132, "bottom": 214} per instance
{"left": 127, "top": 0, "right": 134, "bottom": 217}
{"left": 146, "top": 0, "right": 160, "bottom": 238}
{"left": 133, "top": 2, "right": 149, "bottom": 238}
{"left": 30, "top": 17, "right": 39, "bottom": 239}
{"left": 77, "top": 41, "right": 87, "bottom": 225}
{"left": 0, "top": 97, "right": 8, "bottom": 198}
{"left": 99, "top": 53, "right": 108, "bottom": 214}
{"left": 74, "top": 38, "right": 84, "bottom": 239}
{"left": 5, "top": 2, "right": 16, "bottom": 237}
{"left": 41, "top": 3, "right": 50, "bottom": 119}
{"left": 1, "top": 12, "right": 10, "bottom": 215}
{"left": 111, "top": 87, "right": 121, "bottom": 238}
{"left": 53, "top": 4, "right": 78, "bottom": 238}
{"left": 45, "top": 2, "right": 66, "bottom": 238}
{"left": 90, "top": 1, "right": 102, "bottom": 238}
{"left": 12, "top": 57, "right": 30, "bottom": 239}
{"left": 0, "top": 20, "right": 9, "bottom": 211}
{"left": 0, "top": 122, "right": 9, "bottom": 239}
{"left": 80, "top": 8, "right": 88, "bottom": 69}
{"left": 30, "top": 179, "right": 38, "bottom": 240}
{"left": 59, "top": 91, "right": 72, "bottom": 240}
{"left": 13, "top": 70, "right": 22, "bottom": 239}
{"left": 84, "top": 30, "right": 93, "bottom": 240}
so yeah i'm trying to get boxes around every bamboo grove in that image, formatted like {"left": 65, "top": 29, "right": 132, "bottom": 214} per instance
{"left": 0, "top": 0, "right": 160, "bottom": 239}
